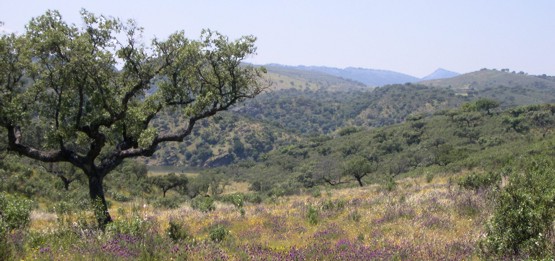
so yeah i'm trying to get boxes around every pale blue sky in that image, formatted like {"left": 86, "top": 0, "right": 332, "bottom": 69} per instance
{"left": 1, "top": 0, "right": 554, "bottom": 77}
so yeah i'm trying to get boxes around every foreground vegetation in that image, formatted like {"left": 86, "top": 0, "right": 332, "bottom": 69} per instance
{"left": 4, "top": 154, "right": 555, "bottom": 260}
{"left": 1, "top": 174, "right": 489, "bottom": 260}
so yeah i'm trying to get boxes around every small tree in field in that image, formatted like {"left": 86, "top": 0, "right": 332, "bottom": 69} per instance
{"left": 343, "top": 156, "right": 374, "bottom": 187}
{"left": 0, "top": 10, "right": 266, "bottom": 228}
{"left": 150, "top": 173, "right": 188, "bottom": 198}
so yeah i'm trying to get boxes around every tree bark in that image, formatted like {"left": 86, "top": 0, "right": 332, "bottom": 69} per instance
{"left": 60, "top": 176, "right": 70, "bottom": 191}
{"left": 356, "top": 176, "right": 364, "bottom": 187}
{"left": 88, "top": 175, "right": 112, "bottom": 229}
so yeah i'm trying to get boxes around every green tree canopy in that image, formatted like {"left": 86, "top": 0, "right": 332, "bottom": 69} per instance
{"left": 150, "top": 173, "right": 188, "bottom": 198}
{"left": 0, "top": 10, "right": 266, "bottom": 227}
{"left": 474, "top": 98, "right": 500, "bottom": 115}
{"left": 342, "top": 156, "right": 374, "bottom": 187}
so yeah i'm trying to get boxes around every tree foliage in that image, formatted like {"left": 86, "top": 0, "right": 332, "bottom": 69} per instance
{"left": 342, "top": 156, "right": 374, "bottom": 187}
{"left": 481, "top": 157, "right": 555, "bottom": 259}
{"left": 149, "top": 173, "right": 188, "bottom": 197}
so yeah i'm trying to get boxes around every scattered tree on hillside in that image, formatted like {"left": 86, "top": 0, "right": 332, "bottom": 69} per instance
{"left": 450, "top": 104, "right": 483, "bottom": 143}
{"left": 530, "top": 110, "right": 555, "bottom": 137}
{"left": 474, "top": 98, "right": 500, "bottom": 115}
{"left": 150, "top": 173, "right": 188, "bottom": 198}
{"left": 186, "top": 176, "right": 210, "bottom": 198}
{"left": 43, "top": 163, "right": 82, "bottom": 191}
{"left": 343, "top": 156, "right": 374, "bottom": 187}
{"left": 0, "top": 10, "right": 266, "bottom": 228}
{"left": 313, "top": 156, "right": 347, "bottom": 186}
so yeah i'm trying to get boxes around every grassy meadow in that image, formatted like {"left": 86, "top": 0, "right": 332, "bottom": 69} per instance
{"left": 13, "top": 174, "right": 490, "bottom": 260}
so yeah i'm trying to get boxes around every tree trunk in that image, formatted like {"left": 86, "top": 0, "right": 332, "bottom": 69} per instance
{"left": 88, "top": 175, "right": 112, "bottom": 229}
{"left": 60, "top": 176, "right": 70, "bottom": 191}
{"left": 356, "top": 176, "right": 364, "bottom": 187}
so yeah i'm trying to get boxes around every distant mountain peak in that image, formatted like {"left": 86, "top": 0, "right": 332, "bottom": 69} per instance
{"left": 421, "top": 68, "right": 459, "bottom": 81}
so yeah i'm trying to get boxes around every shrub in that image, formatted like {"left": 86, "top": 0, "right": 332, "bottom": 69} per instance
{"left": 311, "top": 188, "right": 322, "bottom": 198}
{"left": 111, "top": 192, "right": 132, "bottom": 202}
{"left": 191, "top": 196, "right": 215, "bottom": 212}
{"left": 220, "top": 193, "right": 245, "bottom": 209}
{"left": 0, "top": 193, "right": 32, "bottom": 260}
{"left": 208, "top": 224, "right": 228, "bottom": 242}
{"left": 167, "top": 220, "right": 190, "bottom": 243}
{"left": 0, "top": 192, "right": 33, "bottom": 231}
{"left": 338, "top": 126, "right": 359, "bottom": 136}
{"left": 244, "top": 193, "right": 263, "bottom": 204}
{"left": 458, "top": 171, "right": 500, "bottom": 191}
{"left": 383, "top": 176, "right": 397, "bottom": 192}
{"left": 106, "top": 214, "right": 151, "bottom": 237}
{"left": 307, "top": 205, "right": 319, "bottom": 225}
{"left": 154, "top": 197, "right": 182, "bottom": 209}
{"left": 480, "top": 156, "right": 555, "bottom": 259}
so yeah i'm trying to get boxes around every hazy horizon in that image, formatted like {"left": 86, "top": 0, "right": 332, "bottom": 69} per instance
{"left": 1, "top": 0, "right": 554, "bottom": 78}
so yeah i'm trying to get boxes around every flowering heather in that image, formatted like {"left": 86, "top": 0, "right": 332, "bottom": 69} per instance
{"left": 101, "top": 234, "right": 141, "bottom": 258}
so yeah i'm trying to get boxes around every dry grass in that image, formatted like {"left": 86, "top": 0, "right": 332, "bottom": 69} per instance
{"left": 25, "top": 174, "right": 489, "bottom": 260}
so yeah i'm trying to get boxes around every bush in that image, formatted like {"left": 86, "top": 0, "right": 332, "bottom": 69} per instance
{"left": 458, "top": 171, "right": 500, "bottom": 191}
{"left": 208, "top": 224, "right": 228, "bottom": 242}
{"left": 0, "top": 192, "right": 33, "bottom": 231}
{"left": 167, "top": 220, "right": 190, "bottom": 242}
{"left": 106, "top": 214, "right": 151, "bottom": 237}
{"left": 480, "top": 156, "right": 555, "bottom": 259}
{"left": 219, "top": 193, "right": 245, "bottom": 209}
{"left": 244, "top": 193, "right": 263, "bottom": 204}
{"left": 311, "top": 188, "right": 322, "bottom": 198}
{"left": 337, "top": 126, "right": 358, "bottom": 136}
{"left": 154, "top": 195, "right": 184, "bottom": 209}
{"left": 0, "top": 193, "right": 32, "bottom": 261}
{"left": 191, "top": 196, "right": 215, "bottom": 212}
{"left": 307, "top": 205, "right": 319, "bottom": 225}
{"left": 111, "top": 192, "right": 132, "bottom": 202}
{"left": 383, "top": 176, "right": 397, "bottom": 192}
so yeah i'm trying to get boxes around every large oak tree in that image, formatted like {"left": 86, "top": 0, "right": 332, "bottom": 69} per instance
{"left": 0, "top": 10, "right": 266, "bottom": 227}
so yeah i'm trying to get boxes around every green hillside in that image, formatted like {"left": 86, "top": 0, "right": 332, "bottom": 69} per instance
{"left": 265, "top": 64, "right": 367, "bottom": 91}
{"left": 147, "top": 68, "right": 555, "bottom": 167}
{"left": 421, "top": 69, "right": 555, "bottom": 105}
{"left": 218, "top": 102, "right": 555, "bottom": 195}
{"left": 142, "top": 111, "right": 300, "bottom": 167}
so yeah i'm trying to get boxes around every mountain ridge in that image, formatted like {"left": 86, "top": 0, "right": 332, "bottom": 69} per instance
{"left": 265, "top": 64, "right": 460, "bottom": 87}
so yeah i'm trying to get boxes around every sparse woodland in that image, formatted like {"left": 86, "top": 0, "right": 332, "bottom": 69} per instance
{"left": 3, "top": 10, "right": 555, "bottom": 261}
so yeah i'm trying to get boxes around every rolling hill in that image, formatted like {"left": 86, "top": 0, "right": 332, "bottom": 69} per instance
{"left": 295, "top": 65, "right": 420, "bottom": 86}
{"left": 146, "top": 66, "right": 555, "bottom": 167}
{"left": 266, "top": 64, "right": 461, "bottom": 87}
{"left": 420, "top": 68, "right": 555, "bottom": 106}
{"left": 264, "top": 64, "right": 367, "bottom": 91}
